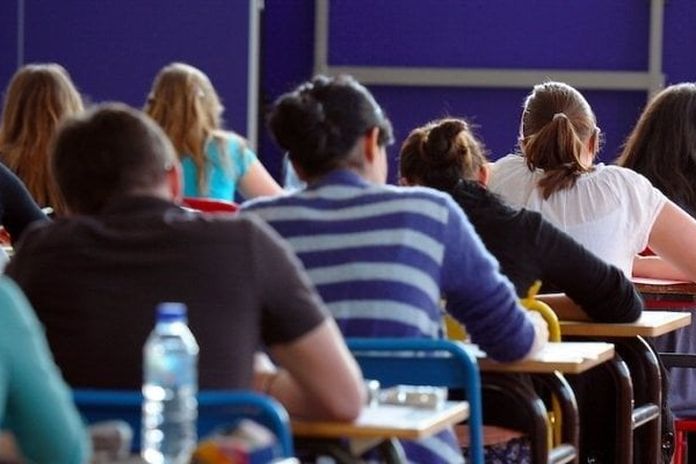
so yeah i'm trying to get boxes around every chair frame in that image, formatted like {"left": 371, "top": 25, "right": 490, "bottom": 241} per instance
{"left": 73, "top": 389, "right": 293, "bottom": 457}
{"left": 346, "top": 337, "right": 484, "bottom": 464}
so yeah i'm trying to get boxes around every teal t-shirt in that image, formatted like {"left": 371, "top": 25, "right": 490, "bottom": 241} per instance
{"left": 0, "top": 277, "right": 90, "bottom": 463}
{"left": 181, "top": 136, "right": 257, "bottom": 201}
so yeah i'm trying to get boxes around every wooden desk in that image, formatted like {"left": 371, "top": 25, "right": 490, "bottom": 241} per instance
{"left": 465, "top": 341, "right": 615, "bottom": 374}
{"left": 292, "top": 401, "right": 469, "bottom": 441}
{"left": 633, "top": 277, "right": 696, "bottom": 296}
{"left": 559, "top": 311, "right": 691, "bottom": 337}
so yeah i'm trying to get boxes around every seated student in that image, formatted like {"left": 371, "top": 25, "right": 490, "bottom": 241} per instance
{"left": 399, "top": 117, "right": 645, "bottom": 462}
{"left": 0, "top": 276, "right": 90, "bottom": 464}
{"left": 5, "top": 103, "right": 365, "bottom": 422}
{"left": 145, "top": 63, "right": 283, "bottom": 202}
{"left": 488, "top": 81, "right": 687, "bottom": 463}
{"left": 617, "top": 83, "right": 696, "bottom": 435}
{"left": 488, "top": 81, "right": 696, "bottom": 282}
{"left": 242, "top": 75, "right": 548, "bottom": 464}
{"left": 0, "top": 63, "right": 84, "bottom": 216}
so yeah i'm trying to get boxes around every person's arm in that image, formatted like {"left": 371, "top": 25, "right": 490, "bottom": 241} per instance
{"left": 532, "top": 212, "right": 643, "bottom": 322}
{"left": 632, "top": 254, "right": 692, "bottom": 281}
{"left": 537, "top": 293, "right": 593, "bottom": 321}
{"left": 0, "top": 277, "right": 90, "bottom": 464}
{"left": 0, "top": 163, "right": 47, "bottom": 243}
{"left": 265, "top": 320, "right": 365, "bottom": 421}
{"left": 441, "top": 197, "right": 547, "bottom": 361}
{"left": 646, "top": 200, "right": 696, "bottom": 281}
{"left": 237, "top": 160, "right": 285, "bottom": 199}
{"left": 247, "top": 216, "right": 365, "bottom": 420}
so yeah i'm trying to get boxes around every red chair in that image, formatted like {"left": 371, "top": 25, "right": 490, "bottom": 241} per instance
{"left": 182, "top": 197, "right": 239, "bottom": 213}
{"left": 674, "top": 417, "right": 696, "bottom": 463}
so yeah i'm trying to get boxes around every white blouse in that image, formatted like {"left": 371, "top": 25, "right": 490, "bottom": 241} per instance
{"left": 489, "top": 154, "right": 667, "bottom": 276}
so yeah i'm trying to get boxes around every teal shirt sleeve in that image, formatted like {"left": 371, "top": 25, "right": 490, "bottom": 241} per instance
{"left": 0, "top": 277, "right": 90, "bottom": 463}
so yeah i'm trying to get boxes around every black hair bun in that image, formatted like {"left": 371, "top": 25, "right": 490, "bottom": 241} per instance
{"left": 423, "top": 119, "right": 468, "bottom": 167}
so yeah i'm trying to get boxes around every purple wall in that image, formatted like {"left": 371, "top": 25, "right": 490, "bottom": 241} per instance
{"left": 2, "top": 1, "right": 695, "bottom": 183}
{"left": 260, "top": 0, "right": 696, "bottom": 184}
{"left": 0, "top": 1, "right": 19, "bottom": 96}
{"left": 2, "top": 0, "right": 250, "bottom": 136}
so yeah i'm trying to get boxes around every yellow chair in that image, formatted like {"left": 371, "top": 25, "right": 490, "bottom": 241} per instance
{"left": 520, "top": 281, "right": 564, "bottom": 449}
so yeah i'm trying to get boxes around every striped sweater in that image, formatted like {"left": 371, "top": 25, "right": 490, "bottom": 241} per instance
{"left": 242, "top": 169, "right": 535, "bottom": 463}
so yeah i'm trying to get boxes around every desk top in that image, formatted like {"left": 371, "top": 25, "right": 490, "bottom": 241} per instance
{"left": 559, "top": 311, "right": 691, "bottom": 337}
{"left": 633, "top": 277, "right": 696, "bottom": 296}
{"left": 470, "top": 341, "right": 615, "bottom": 374}
{"left": 291, "top": 401, "right": 469, "bottom": 440}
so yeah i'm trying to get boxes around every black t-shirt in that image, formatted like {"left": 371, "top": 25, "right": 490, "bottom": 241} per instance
{"left": 6, "top": 195, "right": 327, "bottom": 389}
{"left": 451, "top": 180, "right": 642, "bottom": 322}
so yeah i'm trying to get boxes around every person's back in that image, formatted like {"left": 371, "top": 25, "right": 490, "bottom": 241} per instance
{"left": 490, "top": 153, "right": 665, "bottom": 276}
{"left": 8, "top": 203, "right": 317, "bottom": 389}
{"left": 7, "top": 103, "right": 365, "bottom": 423}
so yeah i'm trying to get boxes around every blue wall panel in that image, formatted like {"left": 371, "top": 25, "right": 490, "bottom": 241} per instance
{"left": 0, "top": 1, "right": 19, "bottom": 97}
{"left": 328, "top": 0, "right": 649, "bottom": 71}
{"left": 22, "top": 0, "right": 250, "bottom": 135}
{"left": 663, "top": 1, "right": 696, "bottom": 84}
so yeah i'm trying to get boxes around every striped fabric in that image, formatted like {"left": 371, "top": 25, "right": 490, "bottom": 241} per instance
{"left": 242, "top": 170, "right": 535, "bottom": 464}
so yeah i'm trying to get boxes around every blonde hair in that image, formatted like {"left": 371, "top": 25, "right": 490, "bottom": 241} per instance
{"left": 520, "top": 82, "right": 599, "bottom": 199}
{"left": 0, "top": 63, "right": 83, "bottom": 213}
{"left": 145, "top": 63, "right": 241, "bottom": 195}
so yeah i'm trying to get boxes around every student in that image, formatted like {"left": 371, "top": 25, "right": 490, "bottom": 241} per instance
{"left": 145, "top": 63, "right": 283, "bottom": 202}
{"left": 617, "top": 83, "right": 696, "bottom": 424}
{"left": 6, "top": 103, "right": 365, "bottom": 422}
{"left": 0, "top": 63, "right": 84, "bottom": 215}
{"left": 0, "top": 276, "right": 90, "bottom": 464}
{"left": 242, "top": 75, "right": 548, "bottom": 464}
{"left": 488, "top": 81, "right": 696, "bottom": 282}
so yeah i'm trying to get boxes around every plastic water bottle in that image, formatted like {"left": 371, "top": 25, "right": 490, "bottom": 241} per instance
{"left": 141, "top": 302, "right": 199, "bottom": 464}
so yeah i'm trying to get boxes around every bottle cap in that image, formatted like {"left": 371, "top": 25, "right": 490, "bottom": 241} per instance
{"left": 156, "top": 302, "right": 188, "bottom": 322}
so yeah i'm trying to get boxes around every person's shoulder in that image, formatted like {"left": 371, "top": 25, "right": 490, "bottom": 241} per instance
{"left": 592, "top": 164, "right": 660, "bottom": 192}
{"left": 240, "top": 190, "right": 295, "bottom": 212}
{"left": 381, "top": 183, "right": 452, "bottom": 205}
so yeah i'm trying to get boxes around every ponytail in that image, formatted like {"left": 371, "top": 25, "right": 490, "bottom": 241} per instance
{"left": 520, "top": 82, "right": 598, "bottom": 199}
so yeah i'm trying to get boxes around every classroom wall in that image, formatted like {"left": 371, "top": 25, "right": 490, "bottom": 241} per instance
{"left": 260, "top": 0, "right": 696, "bottom": 184}
{"left": 1, "top": 0, "right": 251, "bottom": 139}
{"left": 2, "top": 1, "right": 696, "bottom": 184}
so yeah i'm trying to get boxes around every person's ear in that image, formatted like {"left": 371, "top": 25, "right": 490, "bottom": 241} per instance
{"left": 588, "top": 127, "right": 600, "bottom": 154}
{"left": 166, "top": 161, "right": 184, "bottom": 202}
{"left": 477, "top": 163, "right": 491, "bottom": 186}
{"left": 363, "top": 127, "right": 381, "bottom": 163}
{"left": 399, "top": 176, "right": 412, "bottom": 186}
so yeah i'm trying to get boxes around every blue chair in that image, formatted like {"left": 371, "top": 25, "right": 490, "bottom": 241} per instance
{"left": 73, "top": 389, "right": 294, "bottom": 457}
{"left": 346, "top": 338, "right": 484, "bottom": 464}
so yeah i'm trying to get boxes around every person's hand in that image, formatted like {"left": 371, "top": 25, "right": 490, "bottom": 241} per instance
{"left": 525, "top": 310, "right": 549, "bottom": 358}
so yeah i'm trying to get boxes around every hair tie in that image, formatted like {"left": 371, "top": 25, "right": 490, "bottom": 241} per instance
{"left": 552, "top": 112, "right": 565, "bottom": 121}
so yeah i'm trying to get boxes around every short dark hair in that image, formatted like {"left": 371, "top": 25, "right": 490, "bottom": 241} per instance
{"left": 52, "top": 103, "right": 176, "bottom": 214}
{"left": 268, "top": 75, "right": 394, "bottom": 178}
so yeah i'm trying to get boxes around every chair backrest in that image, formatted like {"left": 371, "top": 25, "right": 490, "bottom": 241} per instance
{"left": 521, "top": 281, "right": 562, "bottom": 342}
{"left": 182, "top": 197, "right": 239, "bottom": 213}
{"left": 346, "top": 337, "right": 484, "bottom": 464}
{"left": 73, "top": 389, "right": 293, "bottom": 457}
